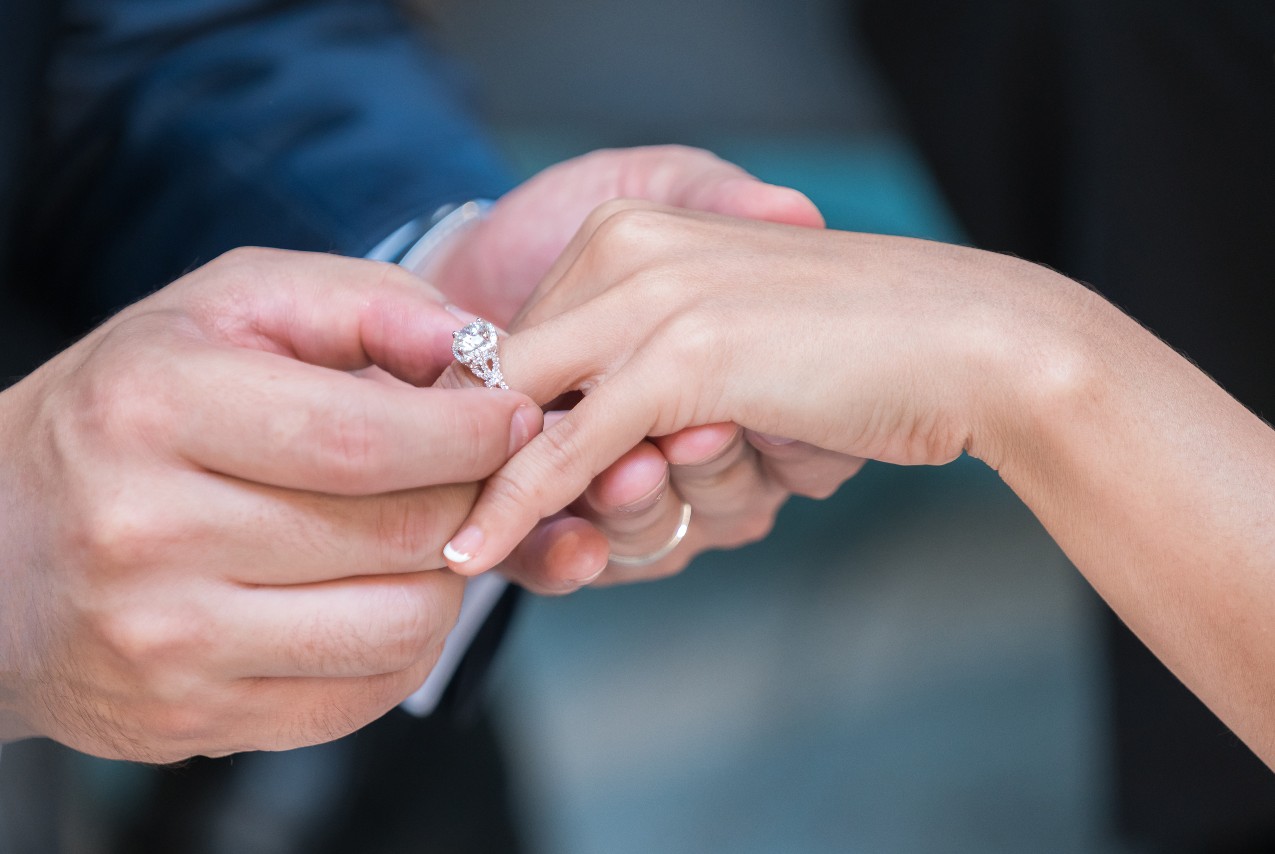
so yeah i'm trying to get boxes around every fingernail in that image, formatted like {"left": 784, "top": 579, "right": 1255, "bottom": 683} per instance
{"left": 580, "top": 565, "right": 607, "bottom": 585}
{"left": 443, "top": 303, "right": 476, "bottom": 324}
{"left": 560, "top": 559, "right": 607, "bottom": 593}
{"left": 752, "top": 432, "right": 796, "bottom": 446}
{"left": 509, "top": 404, "right": 539, "bottom": 456}
{"left": 616, "top": 471, "right": 669, "bottom": 513}
{"left": 443, "top": 527, "right": 483, "bottom": 565}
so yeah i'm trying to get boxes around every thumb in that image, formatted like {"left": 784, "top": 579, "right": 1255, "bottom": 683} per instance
{"left": 181, "top": 248, "right": 464, "bottom": 385}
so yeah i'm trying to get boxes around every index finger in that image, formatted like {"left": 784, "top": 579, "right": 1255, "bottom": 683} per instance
{"left": 172, "top": 247, "right": 463, "bottom": 385}
{"left": 171, "top": 343, "right": 542, "bottom": 494}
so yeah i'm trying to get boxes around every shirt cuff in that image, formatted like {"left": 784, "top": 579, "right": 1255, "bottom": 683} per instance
{"left": 400, "top": 572, "right": 510, "bottom": 715}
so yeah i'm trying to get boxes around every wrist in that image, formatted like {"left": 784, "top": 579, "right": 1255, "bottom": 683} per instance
{"left": 957, "top": 256, "right": 1107, "bottom": 477}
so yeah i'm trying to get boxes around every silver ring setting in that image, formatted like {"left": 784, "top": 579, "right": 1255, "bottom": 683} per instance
{"left": 608, "top": 501, "right": 693, "bottom": 567}
{"left": 452, "top": 318, "right": 509, "bottom": 390}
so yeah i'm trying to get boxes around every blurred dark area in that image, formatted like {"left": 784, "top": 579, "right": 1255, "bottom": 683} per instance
{"left": 3, "top": 0, "right": 1273, "bottom": 852}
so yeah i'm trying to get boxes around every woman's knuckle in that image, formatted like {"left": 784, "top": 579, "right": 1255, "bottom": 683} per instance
{"left": 582, "top": 197, "right": 645, "bottom": 232}
{"left": 592, "top": 206, "right": 674, "bottom": 254}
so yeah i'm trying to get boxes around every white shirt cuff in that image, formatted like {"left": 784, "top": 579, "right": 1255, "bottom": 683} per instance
{"left": 399, "top": 573, "right": 509, "bottom": 716}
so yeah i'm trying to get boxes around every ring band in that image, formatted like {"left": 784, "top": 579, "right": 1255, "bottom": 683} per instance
{"left": 452, "top": 318, "right": 509, "bottom": 390}
{"left": 608, "top": 501, "right": 693, "bottom": 567}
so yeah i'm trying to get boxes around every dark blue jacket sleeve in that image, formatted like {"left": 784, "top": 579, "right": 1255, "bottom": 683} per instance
{"left": 19, "top": 0, "right": 515, "bottom": 319}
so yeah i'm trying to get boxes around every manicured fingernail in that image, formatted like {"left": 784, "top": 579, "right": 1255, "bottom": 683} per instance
{"left": 616, "top": 471, "right": 669, "bottom": 513}
{"left": 509, "top": 404, "right": 539, "bottom": 456}
{"left": 444, "top": 303, "right": 476, "bottom": 324}
{"left": 443, "top": 527, "right": 484, "bottom": 565}
{"left": 752, "top": 432, "right": 796, "bottom": 446}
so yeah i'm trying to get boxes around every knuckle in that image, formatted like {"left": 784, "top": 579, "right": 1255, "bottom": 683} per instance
{"left": 193, "top": 247, "right": 282, "bottom": 302}
{"left": 299, "top": 676, "right": 412, "bottom": 747}
{"left": 372, "top": 581, "right": 456, "bottom": 672}
{"left": 96, "top": 605, "right": 200, "bottom": 670}
{"left": 295, "top": 700, "right": 363, "bottom": 748}
{"left": 721, "top": 512, "right": 776, "bottom": 549}
{"left": 489, "top": 424, "right": 584, "bottom": 518}
{"left": 796, "top": 480, "right": 843, "bottom": 501}
{"left": 75, "top": 332, "right": 176, "bottom": 445}
{"left": 581, "top": 197, "right": 647, "bottom": 234}
{"left": 205, "top": 246, "right": 296, "bottom": 286}
{"left": 293, "top": 610, "right": 377, "bottom": 674}
{"left": 770, "top": 460, "right": 860, "bottom": 500}
{"left": 590, "top": 206, "right": 676, "bottom": 255}
{"left": 214, "top": 245, "right": 275, "bottom": 268}
{"left": 484, "top": 467, "right": 544, "bottom": 525}
{"left": 308, "top": 400, "right": 389, "bottom": 491}
{"left": 145, "top": 700, "right": 218, "bottom": 749}
{"left": 660, "top": 313, "right": 719, "bottom": 363}
{"left": 77, "top": 499, "right": 169, "bottom": 572}
{"left": 742, "top": 513, "right": 777, "bottom": 544}
{"left": 372, "top": 494, "right": 446, "bottom": 568}
{"left": 446, "top": 399, "right": 509, "bottom": 472}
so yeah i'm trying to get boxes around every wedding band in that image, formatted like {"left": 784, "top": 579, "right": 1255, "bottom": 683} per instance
{"left": 608, "top": 501, "right": 693, "bottom": 567}
{"left": 452, "top": 318, "right": 509, "bottom": 390}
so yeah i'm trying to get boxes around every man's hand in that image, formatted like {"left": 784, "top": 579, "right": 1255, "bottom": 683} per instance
{"left": 430, "top": 148, "right": 866, "bottom": 592}
{"left": 0, "top": 248, "right": 541, "bottom": 763}
{"left": 430, "top": 145, "right": 825, "bottom": 327}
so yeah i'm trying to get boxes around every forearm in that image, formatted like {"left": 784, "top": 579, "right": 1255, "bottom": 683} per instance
{"left": 985, "top": 274, "right": 1275, "bottom": 763}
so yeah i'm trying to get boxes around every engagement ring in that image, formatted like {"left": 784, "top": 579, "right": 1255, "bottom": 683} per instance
{"left": 452, "top": 318, "right": 508, "bottom": 390}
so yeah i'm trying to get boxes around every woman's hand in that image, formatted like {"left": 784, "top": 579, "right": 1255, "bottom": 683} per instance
{"left": 440, "top": 201, "right": 1275, "bottom": 771}
{"left": 439, "top": 202, "right": 1074, "bottom": 575}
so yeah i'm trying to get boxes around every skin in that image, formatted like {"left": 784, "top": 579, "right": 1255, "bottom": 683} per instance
{"left": 0, "top": 249, "right": 531, "bottom": 762}
{"left": 443, "top": 202, "right": 1275, "bottom": 768}
{"left": 0, "top": 146, "right": 869, "bottom": 761}
{"left": 432, "top": 146, "right": 866, "bottom": 593}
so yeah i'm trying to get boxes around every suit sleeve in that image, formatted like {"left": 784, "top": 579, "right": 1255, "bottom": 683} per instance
{"left": 18, "top": 0, "right": 515, "bottom": 320}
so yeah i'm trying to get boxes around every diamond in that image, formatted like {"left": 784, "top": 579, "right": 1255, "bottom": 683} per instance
{"left": 451, "top": 318, "right": 509, "bottom": 390}
{"left": 452, "top": 319, "right": 497, "bottom": 361}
